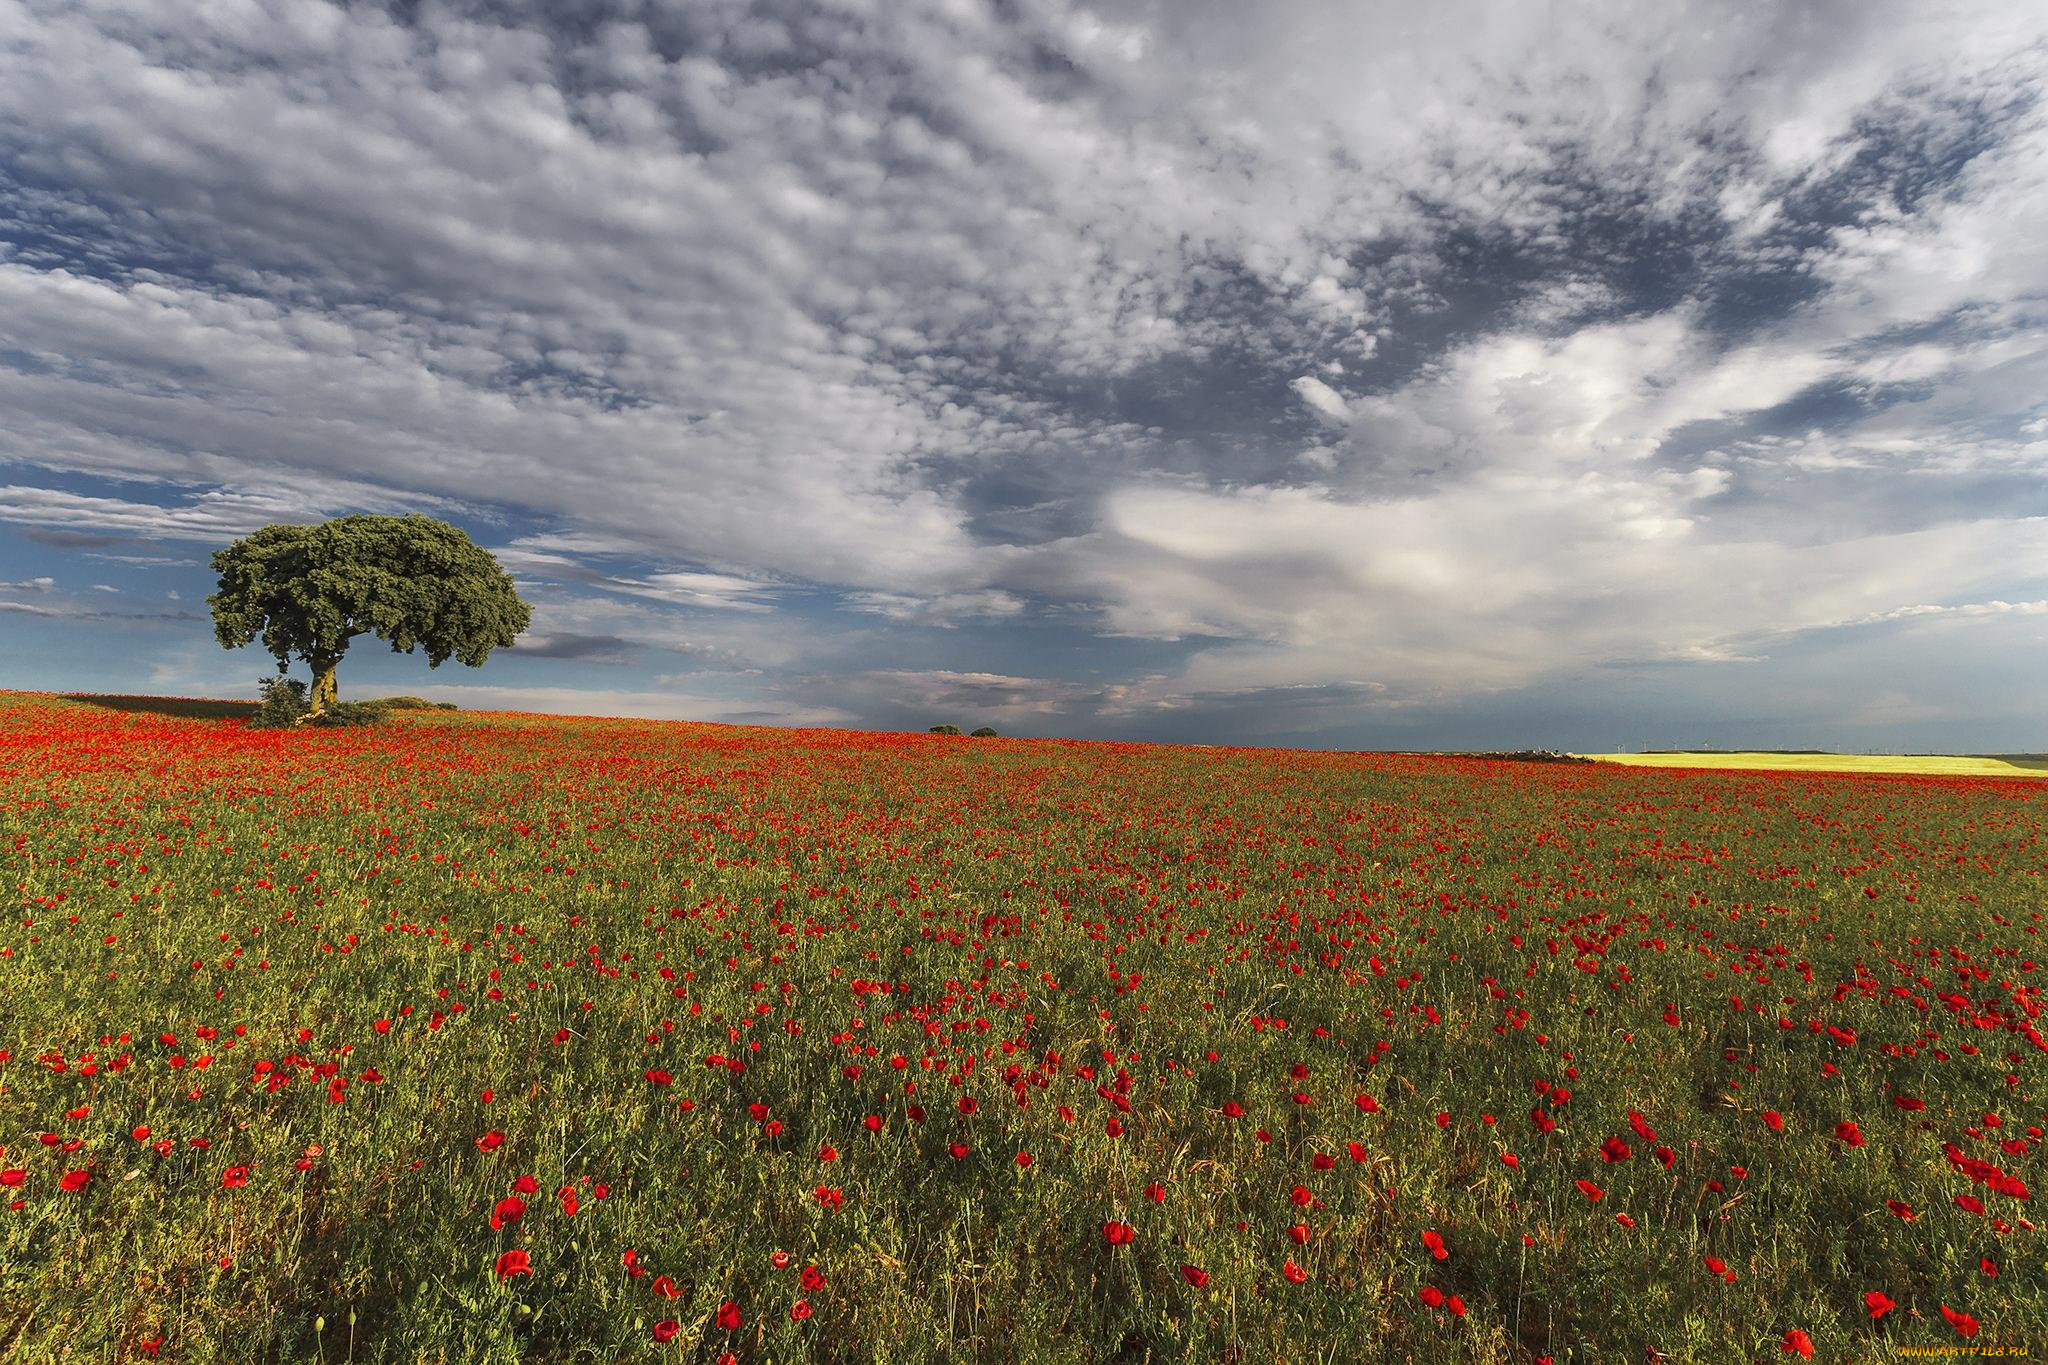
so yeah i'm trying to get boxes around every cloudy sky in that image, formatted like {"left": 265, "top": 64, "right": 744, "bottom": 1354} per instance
{"left": 1, "top": 0, "right": 2044, "bottom": 751}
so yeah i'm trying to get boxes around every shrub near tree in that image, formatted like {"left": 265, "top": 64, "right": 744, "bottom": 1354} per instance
{"left": 209, "top": 514, "right": 531, "bottom": 721}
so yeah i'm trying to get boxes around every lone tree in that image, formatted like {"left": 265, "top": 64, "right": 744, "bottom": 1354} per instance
{"left": 209, "top": 514, "right": 531, "bottom": 718}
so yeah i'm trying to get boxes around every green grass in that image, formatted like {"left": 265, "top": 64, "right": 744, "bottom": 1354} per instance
{"left": 2, "top": 691, "right": 2043, "bottom": 1362}
{"left": 1577, "top": 751, "right": 2048, "bottom": 778}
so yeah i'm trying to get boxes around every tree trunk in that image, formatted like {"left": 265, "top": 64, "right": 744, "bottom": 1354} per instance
{"left": 307, "top": 654, "right": 340, "bottom": 717}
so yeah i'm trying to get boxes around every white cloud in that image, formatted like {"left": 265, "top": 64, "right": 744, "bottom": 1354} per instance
{"left": 1845, "top": 598, "right": 2048, "bottom": 626}
{"left": 0, "top": 0, "right": 2043, "bottom": 740}
{"left": 843, "top": 589, "right": 1027, "bottom": 626}
{"left": 1029, "top": 477, "right": 2048, "bottom": 704}
{"left": 1289, "top": 374, "right": 1350, "bottom": 423}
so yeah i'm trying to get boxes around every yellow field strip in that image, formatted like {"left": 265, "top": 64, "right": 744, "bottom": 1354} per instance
{"left": 1576, "top": 752, "right": 2048, "bottom": 778}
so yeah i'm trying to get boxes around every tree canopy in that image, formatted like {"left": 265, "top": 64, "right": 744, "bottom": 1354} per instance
{"left": 209, "top": 514, "right": 531, "bottom": 714}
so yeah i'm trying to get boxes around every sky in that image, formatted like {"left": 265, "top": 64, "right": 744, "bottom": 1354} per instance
{"left": 1, "top": 0, "right": 2044, "bottom": 752}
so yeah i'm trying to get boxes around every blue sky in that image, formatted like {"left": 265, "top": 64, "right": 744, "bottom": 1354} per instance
{"left": 1, "top": 0, "right": 2044, "bottom": 751}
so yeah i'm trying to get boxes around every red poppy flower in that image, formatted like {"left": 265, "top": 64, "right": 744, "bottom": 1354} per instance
{"left": 651, "top": 1275, "right": 680, "bottom": 1299}
{"left": 0, "top": 1170, "right": 24, "bottom": 1188}
{"left": 1500, "top": 1152, "right": 1520, "bottom": 1169}
{"left": 1355, "top": 1094, "right": 1380, "bottom": 1114}
{"left": 1940, "top": 1304, "right": 1979, "bottom": 1338}
{"left": 1834, "top": 1120, "right": 1865, "bottom": 1147}
{"left": 949, "top": 1142, "right": 969, "bottom": 1160}
{"left": 651, "top": 1320, "right": 679, "bottom": 1343}
{"left": 1763, "top": 1110, "right": 1785, "bottom": 1133}
{"left": 59, "top": 1168, "right": 90, "bottom": 1193}
{"left": 801, "top": 1264, "right": 826, "bottom": 1291}
{"left": 1288, "top": 1185, "right": 1314, "bottom": 1207}
{"left": 1103, "top": 1221, "right": 1135, "bottom": 1246}
{"left": 512, "top": 1174, "right": 539, "bottom": 1195}
{"left": 1287, "top": 1224, "right": 1311, "bottom": 1245}
{"left": 1446, "top": 1295, "right": 1467, "bottom": 1318}
{"left": 1574, "top": 1179, "right": 1603, "bottom": 1202}
{"left": 490, "top": 1196, "right": 525, "bottom": 1229}
{"left": 1420, "top": 1286, "right": 1444, "bottom": 1308}
{"left": 715, "top": 1301, "right": 742, "bottom": 1332}
{"left": 1781, "top": 1328, "right": 1813, "bottom": 1358}
{"left": 1180, "top": 1265, "right": 1209, "bottom": 1288}
{"left": 221, "top": 1166, "right": 250, "bottom": 1188}
{"left": 1421, "top": 1230, "right": 1447, "bottom": 1260}
{"left": 494, "top": 1249, "right": 531, "bottom": 1280}
{"left": 476, "top": 1131, "right": 505, "bottom": 1152}
{"left": 1016, "top": 1151, "right": 1034, "bottom": 1167}
{"left": 1865, "top": 1290, "right": 1896, "bottom": 1319}
{"left": 1600, "top": 1136, "right": 1632, "bottom": 1163}
{"left": 1282, "top": 1259, "right": 1307, "bottom": 1283}
{"left": 790, "top": 1299, "right": 812, "bottom": 1322}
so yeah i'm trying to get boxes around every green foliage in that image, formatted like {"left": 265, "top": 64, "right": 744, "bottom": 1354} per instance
{"left": 367, "top": 696, "right": 459, "bottom": 711}
{"left": 247, "top": 675, "right": 310, "bottom": 729}
{"left": 929, "top": 723, "right": 962, "bottom": 735}
{"left": 970, "top": 726, "right": 998, "bottom": 737}
{"left": 208, "top": 513, "right": 530, "bottom": 703}
{"left": 248, "top": 678, "right": 389, "bottom": 728}
{"left": 307, "top": 700, "right": 389, "bottom": 727}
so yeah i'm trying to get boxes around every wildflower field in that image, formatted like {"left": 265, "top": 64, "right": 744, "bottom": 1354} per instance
{"left": 2, "top": 691, "right": 2044, "bottom": 1364}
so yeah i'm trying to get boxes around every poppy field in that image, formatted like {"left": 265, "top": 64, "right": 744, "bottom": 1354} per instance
{"left": 2, "top": 690, "right": 2044, "bottom": 1363}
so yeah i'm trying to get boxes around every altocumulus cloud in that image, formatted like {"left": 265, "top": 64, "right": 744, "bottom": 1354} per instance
{"left": 0, "top": 0, "right": 2044, "bottom": 748}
